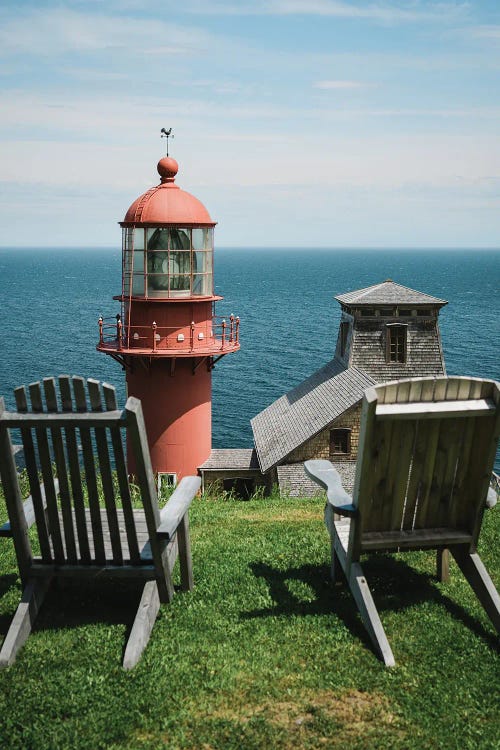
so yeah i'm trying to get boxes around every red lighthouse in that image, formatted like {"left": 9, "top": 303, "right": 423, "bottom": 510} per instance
{"left": 97, "top": 141, "right": 240, "bottom": 482}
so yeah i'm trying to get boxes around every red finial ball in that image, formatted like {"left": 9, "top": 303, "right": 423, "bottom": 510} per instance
{"left": 157, "top": 157, "right": 178, "bottom": 183}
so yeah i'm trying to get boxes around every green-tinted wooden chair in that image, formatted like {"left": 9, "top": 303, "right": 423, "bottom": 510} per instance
{"left": 305, "top": 376, "right": 500, "bottom": 667}
{"left": 0, "top": 376, "right": 200, "bottom": 669}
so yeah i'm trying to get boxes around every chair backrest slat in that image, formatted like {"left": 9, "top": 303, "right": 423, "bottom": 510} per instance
{"left": 72, "top": 377, "right": 105, "bottom": 564}
{"left": 103, "top": 383, "right": 140, "bottom": 563}
{"left": 87, "top": 379, "right": 123, "bottom": 565}
{"left": 0, "top": 397, "right": 32, "bottom": 583}
{"left": 14, "top": 386, "right": 52, "bottom": 562}
{"left": 29, "top": 382, "right": 65, "bottom": 563}
{"left": 59, "top": 376, "right": 91, "bottom": 563}
{"left": 43, "top": 377, "right": 78, "bottom": 563}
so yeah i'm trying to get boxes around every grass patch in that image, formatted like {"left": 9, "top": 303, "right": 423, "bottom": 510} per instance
{"left": 0, "top": 487, "right": 498, "bottom": 749}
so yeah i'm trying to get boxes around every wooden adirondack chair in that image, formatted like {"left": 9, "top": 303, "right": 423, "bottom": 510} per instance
{"left": 0, "top": 376, "right": 200, "bottom": 669}
{"left": 305, "top": 376, "right": 500, "bottom": 667}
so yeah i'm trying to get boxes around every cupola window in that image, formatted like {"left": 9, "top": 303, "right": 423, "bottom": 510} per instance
{"left": 386, "top": 324, "right": 407, "bottom": 363}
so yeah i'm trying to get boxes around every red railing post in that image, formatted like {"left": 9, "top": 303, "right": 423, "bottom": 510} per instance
{"left": 221, "top": 319, "right": 226, "bottom": 350}
{"left": 98, "top": 316, "right": 104, "bottom": 345}
{"left": 191, "top": 321, "right": 195, "bottom": 351}
{"left": 229, "top": 313, "right": 234, "bottom": 343}
{"left": 116, "top": 314, "right": 123, "bottom": 351}
{"left": 152, "top": 321, "right": 157, "bottom": 352}
{"left": 235, "top": 316, "right": 240, "bottom": 344}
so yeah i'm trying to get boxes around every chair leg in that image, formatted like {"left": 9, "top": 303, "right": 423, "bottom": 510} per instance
{"left": 177, "top": 515, "right": 193, "bottom": 592}
{"left": 0, "top": 578, "right": 51, "bottom": 668}
{"left": 123, "top": 580, "right": 160, "bottom": 670}
{"left": 437, "top": 548, "right": 450, "bottom": 583}
{"left": 450, "top": 547, "right": 500, "bottom": 632}
{"left": 347, "top": 562, "right": 396, "bottom": 667}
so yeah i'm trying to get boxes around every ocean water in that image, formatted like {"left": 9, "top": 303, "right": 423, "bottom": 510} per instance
{"left": 0, "top": 247, "right": 498, "bottom": 468}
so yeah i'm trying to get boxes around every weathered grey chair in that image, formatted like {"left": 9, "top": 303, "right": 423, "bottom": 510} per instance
{"left": 305, "top": 376, "right": 500, "bottom": 667}
{"left": 0, "top": 376, "right": 200, "bottom": 669}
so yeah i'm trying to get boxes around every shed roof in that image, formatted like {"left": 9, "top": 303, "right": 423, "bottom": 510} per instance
{"left": 251, "top": 358, "right": 375, "bottom": 473}
{"left": 335, "top": 280, "right": 447, "bottom": 307}
{"left": 199, "top": 449, "right": 260, "bottom": 471}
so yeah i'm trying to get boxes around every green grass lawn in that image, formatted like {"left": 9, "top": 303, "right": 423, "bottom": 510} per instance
{"left": 0, "top": 487, "right": 498, "bottom": 750}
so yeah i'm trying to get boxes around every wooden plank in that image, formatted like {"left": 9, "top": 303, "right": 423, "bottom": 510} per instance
{"left": 436, "top": 549, "right": 450, "bottom": 583}
{"left": 30, "top": 564, "right": 156, "bottom": 579}
{"left": 156, "top": 476, "right": 201, "bottom": 540}
{"left": 177, "top": 515, "right": 193, "bottom": 591}
{"left": 348, "top": 562, "right": 396, "bottom": 667}
{"left": 125, "top": 397, "right": 174, "bottom": 603}
{"left": 451, "top": 547, "right": 500, "bottom": 632}
{"left": 366, "top": 419, "right": 395, "bottom": 532}
{"left": 59, "top": 376, "right": 91, "bottom": 564}
{"left": 0, "top": 578, "right": 51, "bottom": 668}
{"left": 87, "top": 379, "right": 123, "bottom": 564}
{"left": 376, "top": 399, "right": 495, "bottom": 420}
{"left": 29, "top": 382, "right": 65, "bottom": 564}
{"left": 43, "top": 378, "right": 77, "bottom": 563}
{"left": 361, "top": 527, "right": 471, "bottom": 551}
{"left": 348, "top": 387, "right": 378, "bottom": 567}
{"left": 0, "top": 398, "right": 34, "bottom": 584}
{"left": 411, "top": 419, "right": 441, "bottom": 529}
{"left": 103, "top": 383, "right": 140, "bottom": 564}
{"left": 122, "top": 581, "right": 160, "bottom": 670}
{"left": 72, "top": 377, "right": 105, "bottom": 564}
{"left": 390, "top": 419, "right": 417, "bottom": 531}
{"left": 14, "top": 386, "right": 52, "bottom": 562}
{"left": 0, "top": 411, "right": 125, "bottom": 428}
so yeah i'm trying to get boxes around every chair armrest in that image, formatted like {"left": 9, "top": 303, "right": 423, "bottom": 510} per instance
{"left": 0, "top": 479, "right": 58, "bottom": 537}
{"left": 304, "top": 460, "right": 357, "bottom": 518}
{"left": 156, "top": 476, "right": 201, "bottom": 541}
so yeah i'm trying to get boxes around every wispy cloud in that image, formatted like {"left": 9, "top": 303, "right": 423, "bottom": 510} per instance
{"left": 184, "top": 0, "right": 470, "bottom": 24}
{"left": 471, "top": 25, "right": 500, "bottom": 40}
{"left": 313, "top": 80, "right": 375, "bottom": 89}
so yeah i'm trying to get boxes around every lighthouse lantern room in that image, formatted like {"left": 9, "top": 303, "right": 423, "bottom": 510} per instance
{"left": 97, "top": 138, "right": 240, "bottom": 482}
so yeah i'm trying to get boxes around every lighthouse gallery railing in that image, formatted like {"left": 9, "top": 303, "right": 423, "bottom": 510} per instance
{"left": 98, "top": 315, "right": 240, "bottom": 353}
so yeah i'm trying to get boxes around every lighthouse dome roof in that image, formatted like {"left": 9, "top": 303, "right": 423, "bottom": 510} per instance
{"left": 121, "top": 157, "right": 215, "bottom": 226}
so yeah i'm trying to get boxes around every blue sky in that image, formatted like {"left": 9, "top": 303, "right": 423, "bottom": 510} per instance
{"left": 0, "top": 0, "right": 499, "bottom": 247}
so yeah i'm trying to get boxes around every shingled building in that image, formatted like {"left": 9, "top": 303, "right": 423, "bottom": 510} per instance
{"left": 200, "top": 280, "right": 448, "bottom": 496}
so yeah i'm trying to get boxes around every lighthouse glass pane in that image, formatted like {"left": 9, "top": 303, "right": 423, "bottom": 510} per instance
{"left": 133, "top": 228, "right": 144, "bottom": 250}
{"left": 147, "top": 228, "right": 169, "bottom": 250}
{"left": 193, "top": 274, "right": 211, "bottom": 296}
{"left": 147, "top": 251, "right": 169, "bottom": 293}
{"left": 193, "top": 251, "right": 213, "bottom": 274}
{"left": 132, "top": 274, "right": 145, "bottom": 296}
{"left": 192, "top": 228, "right": 212, "bottom": 250}
{"left": 169, "top": 228, "right": 191, "bottom": 250}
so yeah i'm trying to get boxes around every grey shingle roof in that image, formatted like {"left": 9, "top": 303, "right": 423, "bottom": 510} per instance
{"left": 251, "top": 358, "right": 375, "bottom": 473}
{"left": 336, "top": 280, "right": 447, "bottom": 306}
{"left": 277, "top": 461, "right": 357, "bottom": 497}
{"left": 199, "top": 449, "right": 259, "bottom": 471}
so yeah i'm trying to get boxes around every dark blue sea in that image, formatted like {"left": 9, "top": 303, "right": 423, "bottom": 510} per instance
{"left": 0, "top": 248, "right": 498, "bottom": 469}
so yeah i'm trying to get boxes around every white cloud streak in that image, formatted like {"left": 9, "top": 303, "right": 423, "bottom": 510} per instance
{"left": 184, "top": 0, "right": 470, "bottom": 24}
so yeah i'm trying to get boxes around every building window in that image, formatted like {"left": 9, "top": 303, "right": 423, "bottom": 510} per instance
{"left": 417, "top": 308, "right": 431, "bottom": 317}
{"left": 339, "top": 321, "right": 349, "bottom": 358}
{"left": 330, "top": 428, "right": 351, "bottom": 456}
{"left": 398, "top": 308, "right": 412, "bottom": 317}
{"left": 360, "top": 308, "right": 375, "bottom": 317}
{"left": 386, "top": 324, "right": 407, "bottom": 363}
{"left": 380, "top": 307, "right": 393, "bottom": 317}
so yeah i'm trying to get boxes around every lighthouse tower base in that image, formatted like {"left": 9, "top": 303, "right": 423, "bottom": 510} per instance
{"left": 126, "top": 359, "right": 211, "bottom": 480}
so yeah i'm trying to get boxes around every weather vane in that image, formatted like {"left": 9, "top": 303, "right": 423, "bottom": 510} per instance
{"left": 160, "top": 128, "right": 174, "bottom": 156}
